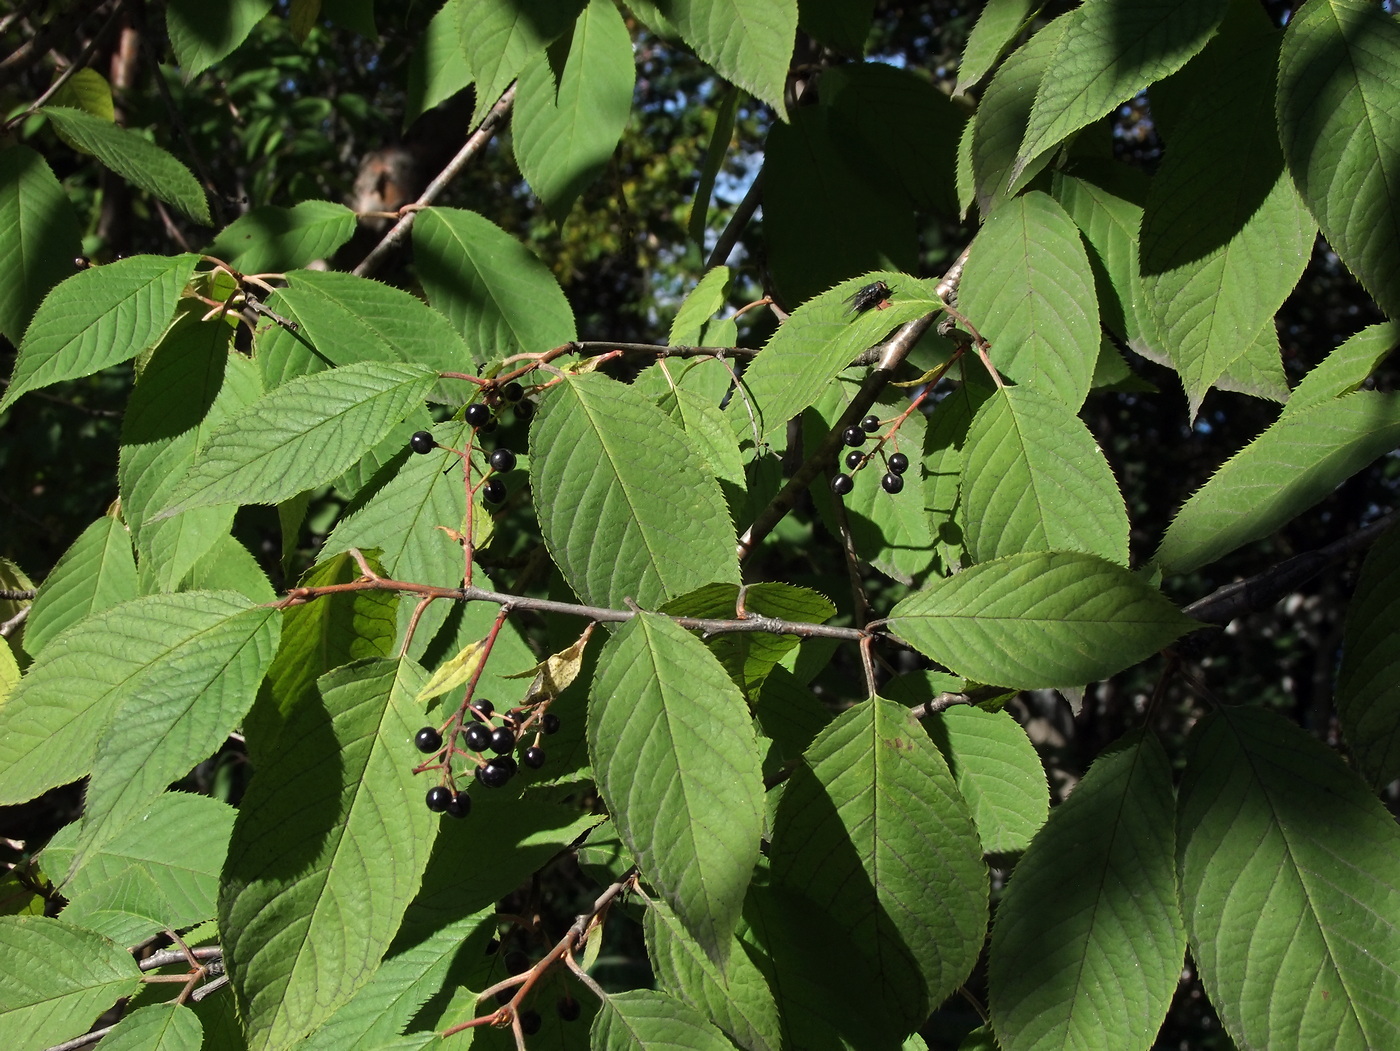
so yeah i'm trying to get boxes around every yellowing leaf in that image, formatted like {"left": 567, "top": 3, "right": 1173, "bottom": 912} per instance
{"left": 416, "top": 638, "right": 486, "bottom": 703}
{"left": 505, "top": 623, "right": 595, "bottom": 700}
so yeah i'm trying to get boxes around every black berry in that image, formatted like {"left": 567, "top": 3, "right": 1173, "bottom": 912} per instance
{"left": 425, "top": 786, "right": 452, "bottom": 812}
{"left": 542, "top": 713, "right": 561, "bottom": 735}
{"left": 502, "top": 382, "right": 524, "bottom": 402}
{"left": 523, "top": 746, "right": 546, "bottom": 769}
{"left": 860, "top": 415, "right": 880, "bottom": 432}
{"left": 888, "top": 452, "right": 910, "bottom": 474}
{"left": 475, "top": 700, "right": 495, "bottom": 718}
{"left": 520, "top": 1010, "right": 542, "bottom": 1035}
{"left": 482, "top": 478, "right": 506, "bottom": 504}
{"left": 463, "top": 721, "right": 491, "bottom": 752}
{"left": 845, "top": 450, "right": 864, "bottom": 471}
{"left": 842, "top": 426, "right": 865, "bottom": 447}
{"left": 409, "top": 431, "right": 435, "bottom": 455}
{"left": 831, "top": 474, "right": 854, "bottom": 496}
{"left": 514, "top": 399, "right": 535, "bottom": 421}
{"left": 489, "top": 448, "right": 517, "bottom": 472}
{"left": 490, "top": 726, "right": 517, "bottom": 754}
{"left": 557, "top": 997, "right": 581, "bottom": 1021}
{"left": 445, "top": 791, "right": 471, "bottom": 818}
{"left": 414, "top": 726, "right": 442, "bottom": 753}
{"left": 881, "top": 472, "right": 904, "bottom": 494}
{"left": 465, "top": 403, "right": 492, "bottom": 427}
{"left": 476, "top": 758, "right": 515, "bottom": 787}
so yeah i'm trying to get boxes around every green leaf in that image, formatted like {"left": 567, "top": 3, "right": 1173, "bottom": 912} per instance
{"left": 956, "top": 0, "right": 1038, "bottom": 94}
{"left": 1278, "top": 0, "right": 1400, "bottom": 319}
{"left": 664, "top": 0, "right": 796, "bottom": 115}
{"left": 514, "top": 0, "right": 634, "bottom": 222}
{"left": 252, "top": 552, "right": 399, "bottom": 738}
{"left": 0, "top": 146, "right": 82, "bottom": 346}
{"left": 1178, "top": 707, "right": 1400, "bottom": 1050}
{"left": 592, "top": 989, "right": 735, "bottom": 1051}
{"left": 989, "top": 731, "right": 1184, "bottom": 1051}
{"left": 67, "top": 601, "right": 279, "bottom": 874}
{"left": 970, "top": 15, "right": 1069, "bottom": 215}
{"left": 1286, "top": 321, "right": 1400, "bottom": 417}
{"left": 645, "top": 900, "right": 781, "bottom": 1051}
{"left": 688, "top": 85, "right": 739, "bottom": 245}
{"left": 119, "top": 318, "right": 260, "bottom": 593}
{"left": 39, "top": 108, "right": 209, "bottom": 223}
{"left": 1155, "top": 392, "right": 1400, "bottom": 575}
{"left": 589, "top": 614, "right": 764, "bottom": 965}
{"left": 658, "top": 388, "right": 746, "bottom": 490}
{"left": 1051, "top": 163, "right": 1151, "bottom": 347}
{"left": 166, "top": 0, "right": 273, "bottom": 80}
{"left": 180, "top": 533, "right": 275, "bottom": 602}
{"left": 762, "top": 112, "right": 919, "bottom": 307}
{"left": 0, "top": 917, "right": 141, "bottom": 1051}
{"left": 670, "top": 266, "right": 732, "bottom": 346}
{"left": 1014, "top": 0, "right": 1228, "bottom": 182}
{"left": 924, "top": 379, "right": 994, "bottom": 574}
{"left": 204, "top": 202, "right": 356, "bottom": 273}
{"left": 156, "top": 361, "right": 439, "bottom": 516}
{"left": 253, "top": 269, "right": 474, "bottom": 391}
{"left": 23, "top": 515, "right": 137, "bottom": 657}
{"left": 531, "top": 373, "right": 739, "bottom": 608}
{"left": 925, "top": 707, "right": 1048, "bottom": 855}
{"left": 728, "top": 271, "right": 940, "bottom": 447}
{"left": 1337, "top": 524, "right": 1400, "bottom": 787}
{"left": 50, "top": 67, "right": 114, "bottom": 120}
{"left": 96, "top": 1002, "right": 202, "bottom": 1051}
{"left": 1139, "top": 9, "right": 1316, "bottom": 414}
{"left": 659, "top": 581, "right": 835, "bottom": 700}
{"left": 823, "top": 63, "right": 966, "bottom": 218}
{"left": 961, "top": 386, "right": 1130, "bottom": 565}
{"left": 889, "top": 552, "right": 1194, "bottom": 690}
{"left": 299, "top": 906, "right": 494, "bottom": 1051}
{"left": 44, "top": 793, "right": 233, "bottom": 945}
{"left": 769, "top": 699, "right": 987, "bottom": 1027}
{"left": 0, "top": 591, "right": 270, "bottom": 806}
{"left": 458, "top": 0, "right": 585, "bottom": 125}
{"left": 0, "top": 253, "right": 198, "bottom": 412}
{"left": 405, "top": 0, "right": 472, "bottom": 127}
{"left": 414, "top": 207, "right": 576, "bottom": 356}
{"left": 219, "top": 658, "right": 439, "bottom": 1051}
{"left": 959, "top": 191, "right": 1100, "bottom": 408}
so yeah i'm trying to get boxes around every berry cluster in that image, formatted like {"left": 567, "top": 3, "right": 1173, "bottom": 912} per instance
{"left": 413, "top": 702, "right": 562, "bottom": 817}
{"left": 408, "top": 397, "right": 522, "bottom": 505}
{"left": 831, "top": 415, "right": 912, "bottom": 496}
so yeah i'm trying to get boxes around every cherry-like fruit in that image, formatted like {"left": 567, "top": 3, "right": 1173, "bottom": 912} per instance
{"left": 414, "top": 726, "right": 442, "bottom": 753}
{"left": 465, "top": 403, "right": 492, "bottom": 428}
{"left": 881, "top": 472, "right": 904, "bottom": 494}
{"left": 425, "top": 786, "right": 452, "bottom": 812}
{"left": 888, "top": 452, "right": 910, "bottom": 475}
{"left": 410, "top": 431, "right": 435, "bottom": 455}
{"left": 483, "top": 478, "right": 506, "bottom": 504}
{"left": 489, "top": 448, "right": 517, "bottom": 472}
{"left": 523, "top": 746, "right": 546, "bottom": 769}
{"left": 444, "top": 791, "right": 471, "bottom": 818}
{"left": 842, "top": 426, "right": 865, "bottom": 447}
{"left": 463, "top": 721, "right": 491, "bottom": 752}
{"left": 542, "top": 713, "right": 561, "bottom": 735}
{"left": 490, "top": 726, "right": 517, "bottom": 754}
{"left": 860, "top": 415, "right": 880, "bottom": 432}
{"left": 845, "top": 450, "right": 864, "bottom": 470}
{"left": 831, "top": 474, "right": 854, "bottom": 496}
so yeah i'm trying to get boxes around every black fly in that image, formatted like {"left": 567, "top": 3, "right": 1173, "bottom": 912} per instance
{"left": 844, "top": 280, "right": 896, "bottom": 314}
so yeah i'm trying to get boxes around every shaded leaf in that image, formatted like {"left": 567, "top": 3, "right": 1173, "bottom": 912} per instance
{"left": 1155, "top": 391, "right": 1400, "bottom": 575}
{"left": 0, "top": 146, "right": 82, "bottom": 346}
{"left": 1337, "top": 524, "right": 1400, "bottom": 786}
{"left": 219, "top": 658, "right": 439, "bottom": 1051}
{"left": 1286, "top": 321, "right": 1400, "bottom": 418}
{"left": 166, "top": 0, "right": 273, "bottom": 80}
{"left": 40, "top": 108, "right": 209, "bottom": 223}
{"left": 989, "top": 731, "right": 1183, "bottom": 1051}
{"left": 97, "top": 1003, "right": 202, "bottom": 1051}
{"left": 1278, "top": 0, "right": 1400, "bottom": 319}
{"left": 957, "top": 0, "right": 1038, "bottom": 94}
{"left": 769, "top": 699, "right": 987, "bottom": 1028}
{"left": 589, "top": 614, "right": 764, "bottom": 965}
{"left": 665, "top": 0, "right": 796, "bottom": 114}
{"left": 1178, "top": 707, "right": 1400, "bottom": 1050}
{"left": 592, "top": 989, "right": 735, "bottom": 1051}
{"left": 204, "top": 201, "right": 356, "bottom": 273}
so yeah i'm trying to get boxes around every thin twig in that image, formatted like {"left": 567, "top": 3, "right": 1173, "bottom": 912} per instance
{"left": 354, "top": 82, "right": 518, "bottom": 277}
{"left": 42, "top": 1023, "right": 117, "bottom": 1051}
{"left": 705, "top": 169, "right": 762, "bottom": 270}
{"left": 1183, "top": 510, "right": 1398, "bottom": 624}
